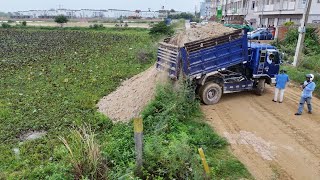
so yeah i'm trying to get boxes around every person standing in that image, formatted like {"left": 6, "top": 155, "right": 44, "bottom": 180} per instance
{"left": 295, "top": 74, "right": 316, "bottom": 115}
{"left": 273, "top": 70, "right": 290, "bottom": 103}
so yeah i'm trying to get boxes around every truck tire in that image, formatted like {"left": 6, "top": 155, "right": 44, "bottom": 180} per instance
{"left": 199, "top": 82, "right": 222, "bottom": 105}
{"left": 255, "top": 79, "right": 266, "bottom": 96}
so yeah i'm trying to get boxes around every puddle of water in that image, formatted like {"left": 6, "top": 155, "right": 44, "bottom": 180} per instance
{"left": 20, "top": 131, "right": 47, "bottom": 141}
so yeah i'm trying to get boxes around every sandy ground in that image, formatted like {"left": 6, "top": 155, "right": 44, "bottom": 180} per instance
{"left": 97, "top": 67, "right": 166, "bottom": 122}
{"left": 202, "top": 84, "right": 320, "bottom": 180}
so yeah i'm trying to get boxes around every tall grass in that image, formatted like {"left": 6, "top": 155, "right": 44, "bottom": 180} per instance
{"left": 59, "top": 125, "right": 107, "bottom": 179}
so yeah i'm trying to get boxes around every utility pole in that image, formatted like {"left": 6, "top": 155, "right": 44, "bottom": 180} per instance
{"left": 260, "top": 0, "right": 265, "bottom": 27}
{"left": 292, "top": 0, "right": 312, "bottom": 67}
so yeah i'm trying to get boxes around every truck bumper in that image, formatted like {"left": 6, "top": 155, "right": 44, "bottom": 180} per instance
{"left": 271, "top": 78, "right": 276, "bottom": 84}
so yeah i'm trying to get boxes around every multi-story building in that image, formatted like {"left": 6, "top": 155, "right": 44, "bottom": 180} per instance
{"left": 10, "top": 9, "right": 161, "bottom": 19}
{"left": 220, "top": 0, "right": 320, "bottom": 28}
{"left": 200, "top": 0, "right": 218, "bottom": 19}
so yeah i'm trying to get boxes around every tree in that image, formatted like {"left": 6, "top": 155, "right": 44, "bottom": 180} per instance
{"left": 149, "top": 21, "right": 174, "bottom": 37}
{"left": 55, "top": 15, "right": 69, "bottom": 27}
{"left": 22, "top": 21, "right": 27, "bottom": 26}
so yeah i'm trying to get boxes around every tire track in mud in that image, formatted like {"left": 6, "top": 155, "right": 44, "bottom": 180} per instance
{"left": 202, "top": 85, "right": 320, "bottom": 180}
{"left": 254, "top": 99, "right": 320, "bottom": 160}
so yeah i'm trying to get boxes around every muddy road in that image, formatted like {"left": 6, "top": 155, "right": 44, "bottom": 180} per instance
{"left": 202, "top": 85, "right": 320, "bottom": 180}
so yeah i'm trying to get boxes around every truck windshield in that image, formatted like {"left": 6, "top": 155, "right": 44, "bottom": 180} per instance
{"left": 267, "top": 51, "right": 280, "bottom": 64}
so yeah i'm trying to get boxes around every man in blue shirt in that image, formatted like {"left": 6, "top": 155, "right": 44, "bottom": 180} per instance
{"left": 273, "top": 70, "right": 290, "bottom": 103}
{"left": 295, "top": 74, "right": 316, "bottom": 115}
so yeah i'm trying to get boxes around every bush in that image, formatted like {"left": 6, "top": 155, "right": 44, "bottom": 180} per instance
{"left": 22, "top": 21, "right": 27, "bottom": 26}
{"left": 90, "top": 24, "right": 105, "bottom": 29}
{"left": 149, "top": 21, "right": 174, "bottom": 37}
{"left": 7, "top": 20, "right": 15, "bottom": 23}
{"left": 1, "top": 23, "right": 11, "bottom": 28}
{"left": 55, "top": 15, "right": 69, "bottom": 27}
{"left": 284, "top": 21, "right": 294, "bottom": 26}
{"left": 59, "top": 126, "right": 107, "bottom": 179}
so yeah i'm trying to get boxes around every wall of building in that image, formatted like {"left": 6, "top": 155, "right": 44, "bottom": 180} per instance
{"left": 11, "top": 9, "right": 161, "bottom": 19}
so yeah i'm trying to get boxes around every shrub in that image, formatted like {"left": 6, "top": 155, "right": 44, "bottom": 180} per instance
{"left": 284, "top": 21, "right": 294, "bottom": 26}
{"left": 55, "top": 15, "right": 69, "bottom": 27}
{"left": 1, "top": 23, "right": 11, "bottom": 28}
{"left": 90, "top": 24, "right": 105, "bottom": 29}
{"left": 22, "top": 21, "right": 27, "bottom": 26}
{"left": 149, "top": 21, "right": 174, "bottom": 37}
{"left": 59, "top": 125, "right": 107, "bottom": 179}
{"left": 7, "top": 20, "right": 15, "bottom": 23}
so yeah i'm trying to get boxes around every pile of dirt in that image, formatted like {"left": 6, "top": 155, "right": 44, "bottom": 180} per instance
{"left": 97, "top": 66, "right": 166, "bottom": 123}
{"left": 169, "top": 22, "right": 236, "bottom": 47}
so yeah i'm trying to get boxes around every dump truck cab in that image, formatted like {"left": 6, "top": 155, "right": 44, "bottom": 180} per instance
{"left": 248, "top": 43, "right": 281, "bottom": 84}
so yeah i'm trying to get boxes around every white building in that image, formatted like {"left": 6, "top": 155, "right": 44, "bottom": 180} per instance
{"left": 220, "top": 0, "right": 320, "bottom": 28}
{"left": 200, "top": 0, "right": 218, "bottom": 19}
{"left": 10, "top": 9, "right": 162, "bottom": 19}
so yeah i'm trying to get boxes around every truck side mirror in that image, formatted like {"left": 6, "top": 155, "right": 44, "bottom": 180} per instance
{"left": 280, "top": 52, "right": 285, "bottom": 59}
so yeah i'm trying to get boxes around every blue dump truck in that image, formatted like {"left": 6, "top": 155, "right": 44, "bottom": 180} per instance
{"left": 157, "top": 29, "right": 282, "bottom": 105}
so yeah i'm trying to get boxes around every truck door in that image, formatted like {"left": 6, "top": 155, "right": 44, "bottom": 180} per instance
{"left": 264, "top": 51, "right": 280, "bottom": 78}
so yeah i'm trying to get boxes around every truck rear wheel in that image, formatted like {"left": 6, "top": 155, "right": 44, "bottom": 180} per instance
{"left": 255, "top": 79, "right": 266, "bottom": 96}
{"left": 199, "top": 82, "right": 222, "bottom": 105}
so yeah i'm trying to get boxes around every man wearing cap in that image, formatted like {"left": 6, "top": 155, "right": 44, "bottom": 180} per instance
{"left": 295, "top": 74, "right": 316, "bottom": 115}
{"left": 273, "top": 70, "right": 290, "bottom": 103}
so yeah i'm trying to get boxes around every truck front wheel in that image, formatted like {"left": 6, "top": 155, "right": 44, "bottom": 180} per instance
{"left": 255, "top": 79, "right": 266, "bottom": 96}
{"left": 199, "top": 83, "right": 222, "bottom": 105}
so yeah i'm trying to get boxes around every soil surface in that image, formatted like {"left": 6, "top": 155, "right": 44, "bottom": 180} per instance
{"left": 202, "top": 84, "right": 320, "bottom": 180}
{"left": 169, "top": 22, "right": 235, "bottom": 47}
{"left": 97, "top": 66, "right": 166, "bottom": 122}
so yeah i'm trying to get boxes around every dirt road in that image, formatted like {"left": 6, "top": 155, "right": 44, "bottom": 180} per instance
{"left": 202, "top": 84, "right": 320, "bottom": 180}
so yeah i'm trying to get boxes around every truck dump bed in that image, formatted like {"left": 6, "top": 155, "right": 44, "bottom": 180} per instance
{"left": 156, "top": 29, "right": 248, "bottom": 80}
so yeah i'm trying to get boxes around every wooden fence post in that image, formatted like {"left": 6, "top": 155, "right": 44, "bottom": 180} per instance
{"left": 134, "top": 118, "right": 143, "bottom": 177}
{"left": 198, "top": 147, "right": 210, "bottom": 179}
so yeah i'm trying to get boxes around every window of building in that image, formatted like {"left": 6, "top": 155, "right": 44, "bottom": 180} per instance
{"left": 290, "top": 18, "right": 301, "bottom": 25}
{"left": 268, "top": 18, "right": 275, "bottom": 26}
{"left": 302, "top": 0, "right": 307, "bottom": 4}
{"left": 266, "top": 0, "right": 270, "bottom": 5}
{"left": 252, "top": 1, "right": 256, "bottom": 9}
{"left": 278, "top": 18, "right": 287, "bottom": 25}
{"left": 271, "top": 0, "right": 275, "bottom": 4}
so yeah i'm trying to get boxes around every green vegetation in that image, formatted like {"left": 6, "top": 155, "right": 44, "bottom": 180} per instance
{"left": 272, "top": 27, "right": 320, "bottom": 96}
{"left": 139, "top": 84, "right": 252, "bottom": 179}
{"left": 89, "top": 24, "right": 105, "bottom": 29}
{"left": 0, "top": 28, "right": 155, "bottom": 178}
{"left": 168, "top": 12, "right": 200, "bottom": 22}
{"left": 1, "top": 22, "right": 11, "bottom": 28}
{"left": 55, "top": 15, "right": 69, "bottom": 27}
{"left": 21, "top": 21, "right": 27, "bottom": 27}
{"left": 149, "top": 21, "right": 174, "bottom": 37}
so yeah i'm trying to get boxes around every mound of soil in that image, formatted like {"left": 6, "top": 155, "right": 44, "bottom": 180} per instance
{"left": 169, "top": 22, "right": 236, "bottom": 47}
{"left": 97, "top": 66, "right": 166, "bottom": 123}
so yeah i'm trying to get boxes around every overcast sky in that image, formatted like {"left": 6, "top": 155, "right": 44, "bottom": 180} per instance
{"left": 0, "top": 0, "right": 201, "bottom": 12}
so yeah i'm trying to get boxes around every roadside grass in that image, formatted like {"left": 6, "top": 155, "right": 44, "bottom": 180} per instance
{"left": 285, "top": 66, "right": 320, "bottom": 97}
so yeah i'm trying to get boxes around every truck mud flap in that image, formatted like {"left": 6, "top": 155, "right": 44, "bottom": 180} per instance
{"left": 156, "top": 42, "right": 181, "bottom": 80}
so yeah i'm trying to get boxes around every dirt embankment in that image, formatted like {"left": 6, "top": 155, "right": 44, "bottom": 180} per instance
{"left": 97, "top": 67, "right": 166, "bottom": 122}
{"left": 202, "top": 84, "right": 320, "bottom": 180}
